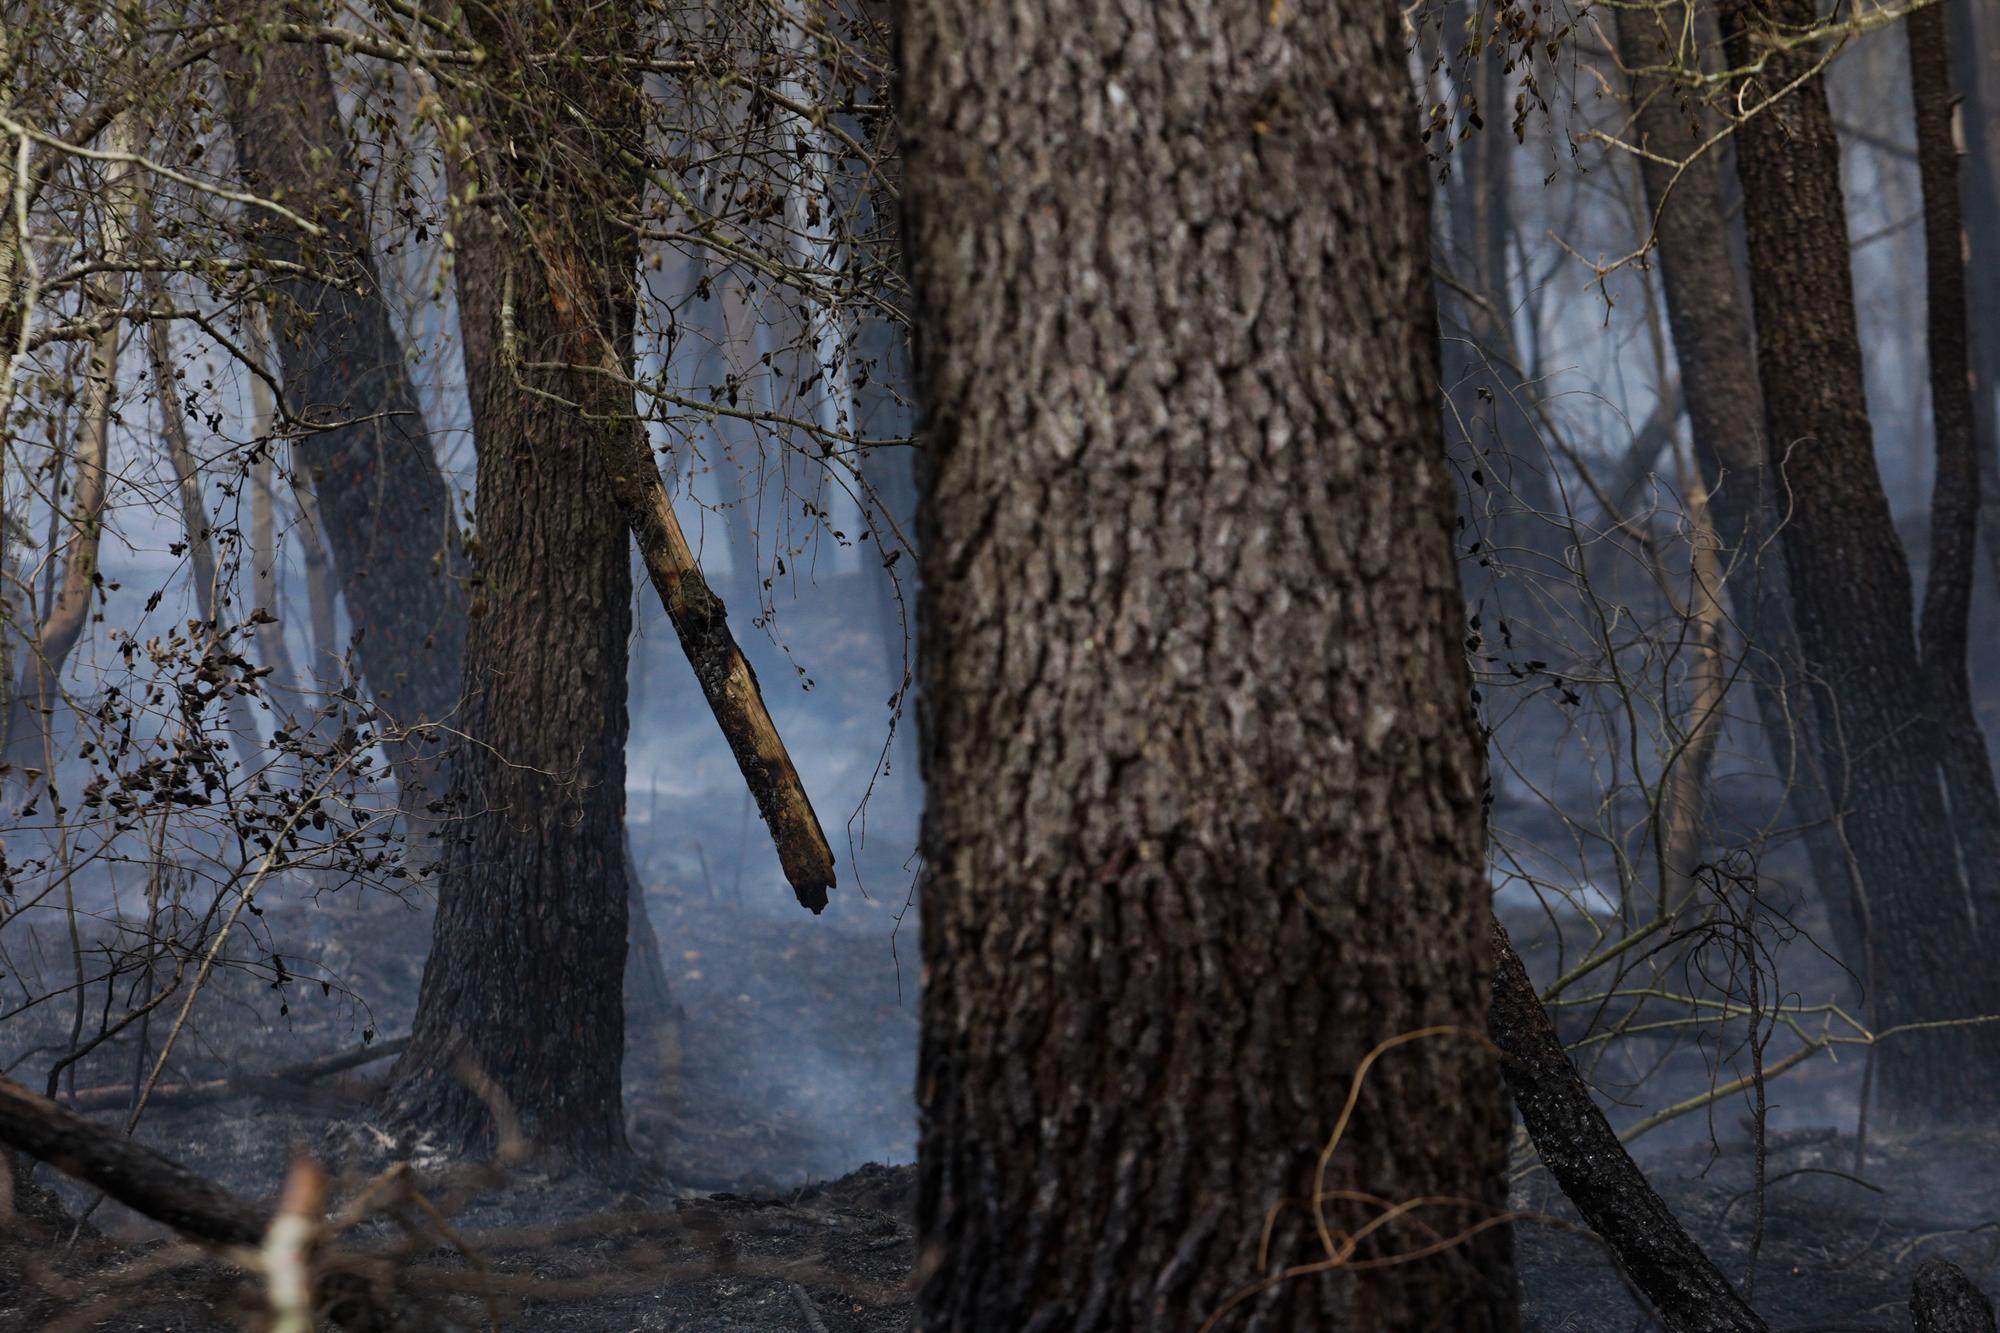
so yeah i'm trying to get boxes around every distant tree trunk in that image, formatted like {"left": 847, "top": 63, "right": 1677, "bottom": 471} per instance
{"left": 382, "top": 5, "right": 641, "bottom": 1159}
{"left": 3, "top": 116, "right": 139, "bottom": 777}
{"left": 243, "top": 310, "right": 307, "bottom": 725}
{"left": 1908, "top": 0, "right": 2000, "bottom": 917}
{"left": 219, "top": 19, "right": 466, "bottom": 831}
{"left": 1948, "top": 0, "right": 2000, "bottom": 600}
{"left": 1612, "top": 11, "right": 1865, "bottom": 971}
{"left": 1720, "top": 0, "right": 2000, "bottom": 1116}
{"left": 143, "top": 284, "right": 267, "bottom": 764}
{"left": 899, "top": 4, "right": 1516, "bottom": 1328}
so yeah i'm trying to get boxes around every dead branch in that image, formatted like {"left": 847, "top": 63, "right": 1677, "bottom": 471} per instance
{"left": 533, "top": 232, "right": 837, "bottom": 911}
{"left": 58, "top": 1035, "right": 411, "bottom": 1112}
{"left": 0, "top": 1072, "right": 267, "bottom": 1245}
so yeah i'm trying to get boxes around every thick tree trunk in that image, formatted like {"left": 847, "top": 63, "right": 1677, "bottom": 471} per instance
{"left": 382, "top": 5, "right": 642, "bottom": 1160}
{"left": 1719, "top": 0, "right": 2000, "bottom": 1116}
{"left": 219, "top": 17, "right": 466, "bottom": 829}
{"left": 383, "top": 200, "right": 635, "bottom": 1156}
{"left": 1613, "top": 10, "right": 1866, "bottom": 971}
{"left": 898, "top": 4, "right": 1516, "bottom": 1328}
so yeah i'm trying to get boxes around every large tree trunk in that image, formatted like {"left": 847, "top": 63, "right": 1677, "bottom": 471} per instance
{"left": 382, "top": 4, "right": 641, "bottom": 1160}
{"left": 898, "top": 4, "right": 1516, "bottom": 1328}
{"left": 219, "top": 17, "right": 466, "bottom": 832}
{"left": 1611, "top": 11, "right": 1865, "bottom": 972}
{"left": 222, "top": 19, "right": 673, "bottom": 982}
{"left": 1719, "top": 0, "right": 2000, "bottom": 1116}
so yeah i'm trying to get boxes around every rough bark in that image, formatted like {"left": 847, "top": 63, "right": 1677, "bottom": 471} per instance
{"left": 1613, "top": 9, "right": 1865, "bottom": 971}
{"left": 1490, "top": 923, "right": 1766, "bottom": 1332}
{"left": 219, "top": 15, "right": 466, "bottom": 825}
{"left": 540, "top": 236, "right": 837, "bottom": 912}
{"left": 1913, "top": 1260, "right": 1999, "bottom": 1333}
{"left": 899, "top": 4, "right": 1516, "bottom": 1328}
{"left": 1909, "top": 0, "right": 2000, "bottom": 921}
{"left": 383, "top": 4, "right": 641, "bottom": 1160}
{"left": 1719, "top": 0, "right": 2000, "bottom": 1115}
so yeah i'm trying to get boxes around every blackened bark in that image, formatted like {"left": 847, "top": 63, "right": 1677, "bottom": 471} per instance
{"left": 1913, "top": 1260, "right": 1999, "bottom": 1333}
{"left": 219, "top": 17, "right": 466, "bottom": 823}
{"left": 1947, "top": 0, "right": 2000, "bottom": 601}
{"left": 1612, "top": 12, "right": 1865, "bottom": 972}
{"left": 623, "top": 832, "right": 674, "bottom": 1022}
{"left": 1909, "top": 0, "right": 2000, "bottom": 920}
{"left": 384, "top": 7, "right": 640, "bottom": 1155}
{"left": 898, "top": 4, "right": 1516, "bottom": 1328}
{"left": 1490, "top": 924, "right": 1766, "bottom": 1332}
{"left": 1720, "top": 0, "right": 2000, "bottom": 1115}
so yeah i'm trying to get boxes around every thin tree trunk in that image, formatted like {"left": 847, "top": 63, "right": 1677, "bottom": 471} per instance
{"left": 898, "top": 4, "right": 1516, "bottom": 1327}
{"left": 286, "top": 453, "right": 340, "bottom": 698}
{"left": 539, "top": 242, "right": 836, "bottom": 911}
{"left": 1910, "top": 0, "right": 2000, "bottom": 922}
{"left": 1490, "top": 923, "right": 1767, "bottom": 1332}
{"left": 245, "top": 311, "right": 306, "bottom": 725}
{"left": 1947, "top": 0, "right": 2000, "bottom": 601}
{"left": 4, "top": 116, "right": 139, "bottom": 776}
{"left": 1613, "top": 9, "right": 1866, "bottom": 974}
{"left": 1719, "top": 0, "right": 2000, "bottom": 1116}
{"left": 1660, "top": 470, "right": 1728, "bottom": 898}
{"left": 144, "top": 279, "right": 266, "bottom": 763}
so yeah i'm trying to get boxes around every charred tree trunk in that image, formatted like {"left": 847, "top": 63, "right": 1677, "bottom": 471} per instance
{"left": 1946, "top": 0, "right": 2000, "bottom": 602}
{"left": 898, "top": 4, "right": 1516, "bottom": 1328}
{"left": 382, "top": 4, "right": 642, "bottom": 1160}
{"left": 219, "top": 14, "right": 466, "bottom": 831}
{"left": 1719, "top": 0, "right": 2000, "bottom": 1116}
{"left": 1913, "top": 1260, "right": 1999, "bottom": 1333}
{"left": 1909, "top": 0, "right": 2000, "bottom": 920}
{"left": 1612, "top": 12, "right": 1865, "bottom": 972}
{"left": 1490, "top": 923, "right": 1766, "bottom": 1332}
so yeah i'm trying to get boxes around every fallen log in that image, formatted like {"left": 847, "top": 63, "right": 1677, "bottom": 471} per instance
{"left": 1489, "top": 921, "right": 1768, "bottom": 1333}
{"left": 1913, "top": 1259, "right": 1998, "bottom": 1333}
{"left": 0, "top": 1073, "right": 266, "bottom": 1246}
{"left": 0, "top": 1076, "right": 391, "bottom": 1329}
{"left": 59, "top": 1036, "right": 410, "bottom": 1113}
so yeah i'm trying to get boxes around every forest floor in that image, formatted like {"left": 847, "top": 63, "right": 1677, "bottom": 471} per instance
{"left": 5, "top": 826, "right": 1999, "bottom": 1329}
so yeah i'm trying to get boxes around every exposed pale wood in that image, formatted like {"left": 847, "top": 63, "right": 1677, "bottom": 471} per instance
{"left": 539, "top": 234, "right": 836, "bottom": 912}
